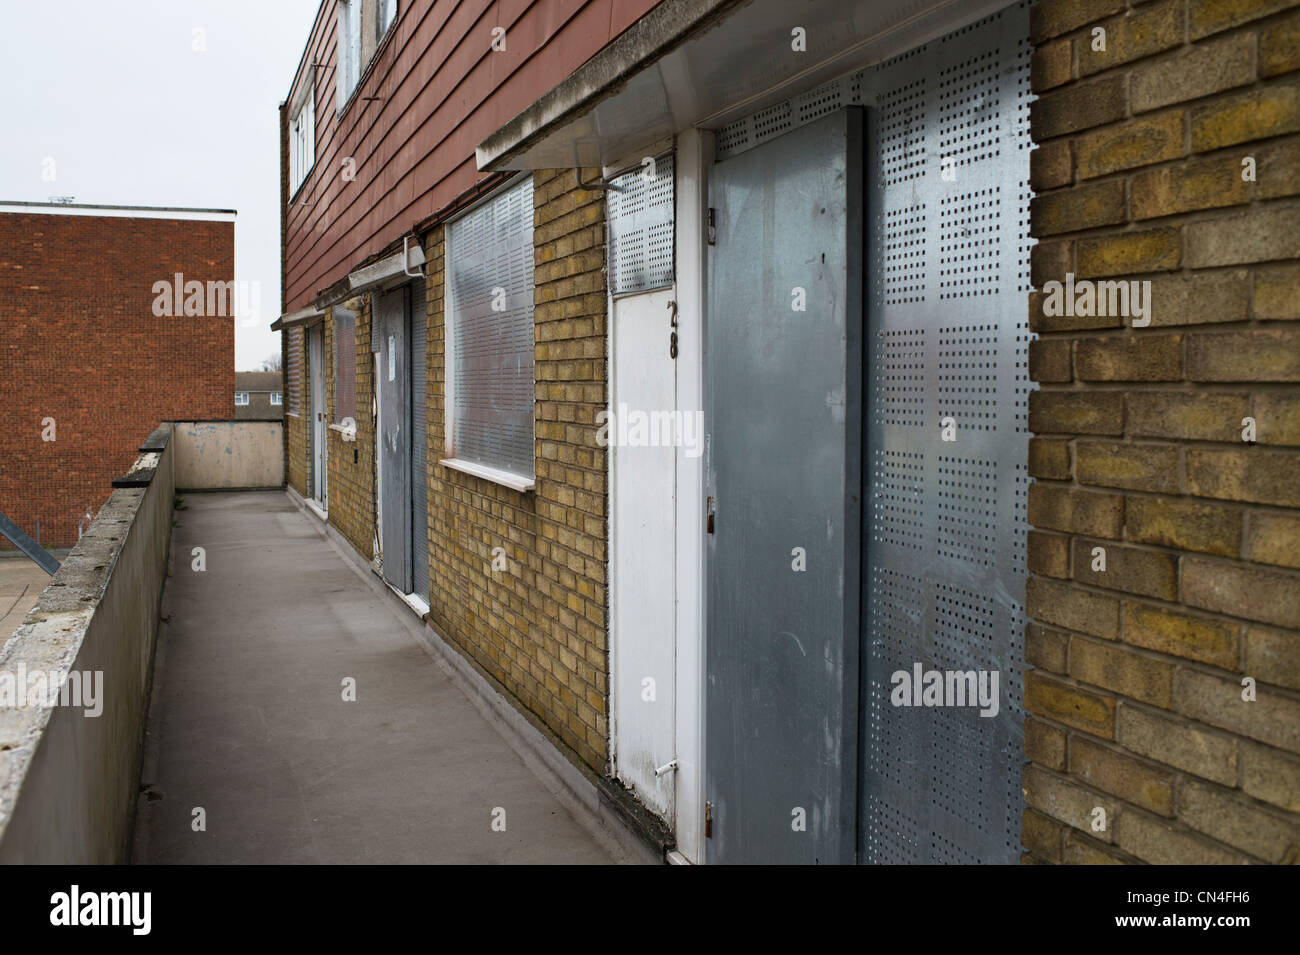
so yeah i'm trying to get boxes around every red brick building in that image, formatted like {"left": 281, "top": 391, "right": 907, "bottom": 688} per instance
{"left": 0, "top": 202, "right": 235, "bottom": 549}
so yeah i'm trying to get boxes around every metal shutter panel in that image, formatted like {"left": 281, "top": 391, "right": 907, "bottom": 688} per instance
{"left": 860, "top": 1, "right": 1033, "bottom": 865}
{"left": 446, "top": 176, "right": 535, "bottom": 480}
{"left": 410, "top": 279, "right": 429, "bottom": 602}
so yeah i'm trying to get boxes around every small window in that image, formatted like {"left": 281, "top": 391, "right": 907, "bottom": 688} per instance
{"left": 289, "top": 80, "right": 315, "bottom": 197}
{"left": 444, "top": 176, "right": 536, "bottom": 488}
{"left": 235, "top": 392, "right": 250, "bottom": 406}
{"left": 270, "top": 392, "right": 283, "bottom": 406}
{"left": 336, "top": 0, "right": 362, "bottom": 109}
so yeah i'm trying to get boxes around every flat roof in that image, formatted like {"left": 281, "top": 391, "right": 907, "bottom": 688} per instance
{"left": 0, "top": 200, "right": 237, "bottom": 221}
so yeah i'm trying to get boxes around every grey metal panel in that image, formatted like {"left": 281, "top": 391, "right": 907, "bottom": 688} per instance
{"left": 607, "top": 153, "right": 674, "bottom": 295}
{"left": 705, "top": 108, "right": 862, "bottom": 865}
{"left": 379, "top": 286, "right": 411, "bottom": 593}
{"left": 0, "top": 511, "right": 59, "bottom": 575}
{"left": 859, "top": 1, "right": 1032, "bottom": 865}
{"left": 310, "top": 325, "right": 328, "bottom": 507}
{"left": 411, "top": 279, "right": 430, "bottom": 603}
{"left": 446, "top": 175, "right": 535, "bottom": 480}
{"left": 714, "top": 71, "right": 867, "bottom": 161}
{"left": 287, "top": 326, "right": 303, "bottom": 415}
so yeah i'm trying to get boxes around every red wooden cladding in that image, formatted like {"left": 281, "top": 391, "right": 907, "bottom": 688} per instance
{"left": 283, "top": 0, "right": 662, "bottom": 312}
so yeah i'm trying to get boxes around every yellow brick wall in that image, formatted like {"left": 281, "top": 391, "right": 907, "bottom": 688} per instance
{"left": 424, "top": 169, "right": 610, "bottom": 773}
{"left": 1024, "top": 0, "right": 1300, "bottom": 864}
{"left": 325, "top": 300, "right": 376, "bottom": 558}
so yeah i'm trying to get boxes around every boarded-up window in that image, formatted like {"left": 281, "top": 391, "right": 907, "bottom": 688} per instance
{"left": 334, "top": 306, "right": 357, "bottom": 423}
{"left": 445, "top": 175, "right": 535, "bottom": 482}
{"left": 286, "top": 326, "right": 303, "bottom": 415}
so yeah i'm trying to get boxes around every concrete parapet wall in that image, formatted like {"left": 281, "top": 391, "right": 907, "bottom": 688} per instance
{"left": 0, "top": 427, "right": 175, "bottom": 862}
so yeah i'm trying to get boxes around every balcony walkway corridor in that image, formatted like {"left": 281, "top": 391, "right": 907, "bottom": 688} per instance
{"left": 130, "top": 490, "right": 631, "bottom": 864}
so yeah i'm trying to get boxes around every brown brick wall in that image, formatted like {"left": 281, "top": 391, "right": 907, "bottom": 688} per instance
{"left": 1024, "top": 0, "right": 1300, "bottom": 864}
{"left": 425, "top": 170, "right": 610, "bottom": 774}
{"left": 0, "top": 212, "right": 233, "bottom": 548}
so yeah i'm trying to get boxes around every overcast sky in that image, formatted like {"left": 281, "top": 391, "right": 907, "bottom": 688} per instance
{"left": 1, "top": 0, "right": 320, "bottom": 370}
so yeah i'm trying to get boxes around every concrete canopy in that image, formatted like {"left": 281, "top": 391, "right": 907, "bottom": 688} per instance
{"left": 476, "top": 0, "right": 1010, "bottom": 174}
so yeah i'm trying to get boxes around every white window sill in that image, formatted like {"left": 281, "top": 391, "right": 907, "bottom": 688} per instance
{"left": 442, "top": 458, "right": 535, "bottom": 492}
{"left": 328, "top": 422, "right": 357, "bottom": 442}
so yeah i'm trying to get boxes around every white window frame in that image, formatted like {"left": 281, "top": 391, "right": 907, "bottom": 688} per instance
{"left": 270, "top": 392, "right": 283, "bottom": 406}
{"left": 442, "top": 174, "right": 536, "bottom": 493}
{"left": 289, "top": 77, "right": 316, "bottom": 198}
{"left": 235, "top": 392, "right": 250, "bottom": 406}
{"left": 336, "top": 0, "right": 362, "bottom": 112}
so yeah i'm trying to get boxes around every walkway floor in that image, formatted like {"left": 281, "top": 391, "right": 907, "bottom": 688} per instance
{"left": 0, "top": 558, "right": 51, "bottom": 637}
{"left": 131, "top": 490, "right": 627, "bottom": 864}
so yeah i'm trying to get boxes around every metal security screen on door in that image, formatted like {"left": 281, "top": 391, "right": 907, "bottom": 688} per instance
{"left": 607, "top": 154, "right": 673, "bottom": 295}
{"left": 287, "top": 326, "right": 303, "bottom": 415}
{"left": 445, "top": 176, "right": 535, "bottom": 481}
{"left": 334, "top": 306, "right": 357, "bottom": 423}
{"left": 860, "top": 2, "right": 1032, "bottom": 865}
{"left": 411, "top": 279, "right": 429, "bottom": 603}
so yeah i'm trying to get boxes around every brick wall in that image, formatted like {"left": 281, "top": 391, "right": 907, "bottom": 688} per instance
{"left": 426, "top": 169, "right": 610, "bottom": 774}
{"left": 325, "top": 300, "right": 376, "bottom": 557}
{"left": 0, "top": 212, "right": 233, "bottom": 548}
{"left": 1023, "top": 0, "right": 1300, "bottom": 864}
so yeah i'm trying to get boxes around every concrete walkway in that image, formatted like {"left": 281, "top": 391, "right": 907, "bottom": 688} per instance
{"left": 0, "top": 559, "right": 50, "bottom": 638}
{"left": 131, "top": 490, "right": 629, "bottom": 864}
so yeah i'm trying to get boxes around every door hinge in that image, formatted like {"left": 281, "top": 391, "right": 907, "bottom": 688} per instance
{"left": 705, "top": 800, "right": 713, "bottom": 838}
{"left": 706, "top": 208, "right": 716, "bottom": 246}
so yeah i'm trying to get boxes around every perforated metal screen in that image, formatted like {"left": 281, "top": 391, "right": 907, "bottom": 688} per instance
{"left": 411, "top": 279, "right": 429, "bottom": 603}
{"left": 860, "top": 1, "right": 1033, "bottom": 865}
{"left": 333, "top": 306, "right": 357, "bottom": 424}
{"left": 607, "top": 154, "right": 674, "bottom": 295}
{"left": 286, "top": 326, "right": 303, "bottom": 415}
{"left": 446, "top": 176, "right": 536, "bottom": 480}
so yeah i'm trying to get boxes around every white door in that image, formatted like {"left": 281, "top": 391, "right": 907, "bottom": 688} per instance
{"left": 610, "top": 285, "right": 678, "bottom": 821}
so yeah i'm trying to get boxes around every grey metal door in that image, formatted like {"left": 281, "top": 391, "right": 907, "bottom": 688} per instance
{"left": 410, "top": 280, "right": 429, "bottom": 603}
{"left": 858, "top": 4, "right": 1031, "bottom": 865}
{"left": 705, "top": 108, "right": 863, "bottom": 865}
{"left": 379, "top": 286, "right": 411, "bottom": 593}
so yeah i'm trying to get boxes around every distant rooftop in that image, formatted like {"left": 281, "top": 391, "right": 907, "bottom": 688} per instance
{"left": 0, "top": 200, "right": 236, "bottom": 221}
